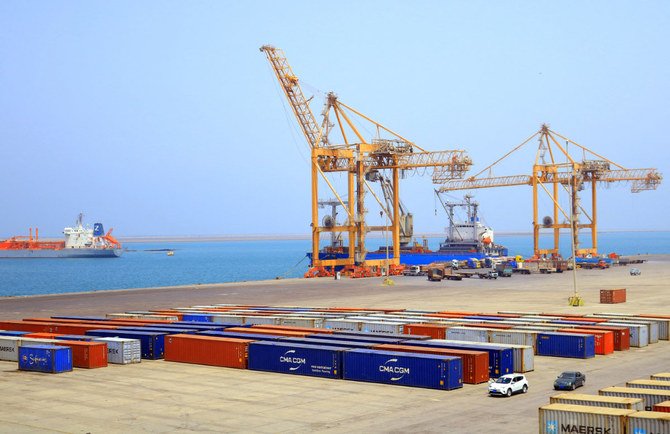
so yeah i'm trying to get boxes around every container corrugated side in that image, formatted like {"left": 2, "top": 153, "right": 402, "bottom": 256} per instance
{"left": 343, "top": 349, "right": 462, "bottom": 390}
{"left": 626, "top": 379, "right": 670, "bottom": 391}
{"left": 405, "top": 339, "right": 513, "bottom": 377}
{"left": 243, "top": 316, "right": 282, "bottom": 326}
{"left": 597, "top": 314, "right": 670, "bottom": 340}
{"left": 248, "top": 341, "right": 344, "bottom": 378}
{"left": 305, "top": 333, "right": 405, "bottom": 345}
{"left": 446, "top": 327, "right": 488, "bottom": 343}
{"left": 18, "top": 345, "right": 72, "bottom": 373}
{"left": 538, "top": 403, "right": 633, "bottom": 434}
{"left": 85, "top": 329, "right": 165, "bottom": 359}
{"left": 276, "top": 337, "right": 375, "bottom": 349}
{"left": 626, "top": 411, "right": 670, "bottom": 433}
{"left": 478, "top": 342, "right": 534, "bottom": 373}
{"left": 651, "top": 373, "right": 670, "bottom": 381}
{"left": 601, "top": 322, "right": 648, "bottom": 347}
{"left": 0, "top": 336, "right": 20, "bottom": 361}
{"left": 209, "top": 315, "right": 246, "bottom": 325}
{"left": 653, "top": 401, "right": 670, "bottom": 412}
{"left": 278, "top": 317, "right": 323, "bottom": 328}
{"left": 53, "top": 340, "right": 108, "bottom": 368}
{"left": 165, "top": 334, "right": 251, "bottom": 368}
{"left": 600, "top": 386, "right": 670, "bottom": 410}
{"left": 549, "top": 393, "right": 645, "bottom": 410}
{"left": 403, "top": 323, "right": 448, "bottom": 339}
{"left": 323, "top": 319, "right": 361, "bottom": 331}
{"left": 577, "top": 325, "right": 630, "bottom": 351}
{"left": 92, "top": 337, "right": 142, "bottom": 364}
{"left": 489, "top": 330, "right": 537, "bottom": 351}
{"left": 372, "top": 343, "right": 488, "bottom": 384}
{"left": 536, "top": 332, "right": 595, "bottom": 359}
{"left": 360, "top": 321, "right": 404, "bottom": 334}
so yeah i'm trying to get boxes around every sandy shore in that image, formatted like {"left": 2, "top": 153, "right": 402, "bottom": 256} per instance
{"left": 1, "top": 254, "right": 669, "bottom": 433}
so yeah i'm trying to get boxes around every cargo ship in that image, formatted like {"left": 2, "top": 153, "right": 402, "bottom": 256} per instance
{"left": 309, "top": 195, "right": 508, "bottom": 266}
{"left": 0, "top": 214, "right": 122, "bottom": 258}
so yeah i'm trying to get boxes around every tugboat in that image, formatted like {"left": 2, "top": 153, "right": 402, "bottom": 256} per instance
{"left": 0, "top": 213, "right": 122, "bottom": 258}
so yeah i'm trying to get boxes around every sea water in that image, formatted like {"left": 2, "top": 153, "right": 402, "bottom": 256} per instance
{"left": 0, "top": 231, "right": 667, "bottom": 297}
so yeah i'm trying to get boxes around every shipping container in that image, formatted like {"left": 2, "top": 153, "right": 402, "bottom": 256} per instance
{"left": 595, "top": 317, "right": 659, "bottom": 343}
{"left": 360, "top": 321, "right": 404, "bottom": 335}
{"left": 18, "top": 345, "right": 72, "bottom": 373}
{"left": 224, "top": 327, "right": 309, "bottom": 338}
{"left": 343, "top": 349, "right": 462, "bottom": 390}
{"left": 576, "top": 325, "right": 630, "bottom": 351}
{"left": 322, "top": 319, "right": 361, "bottom": 331}
{"left": 250, "top": 325, "right": 334, "bottom": 335}
{"left": 198, "top": 331, "right": 282, "bottom": 341}
{"left": 403, "top": 339, "right": 513, "bottom": 377}
{"left": 85, "top": 329, "right": 165, "bottom": 359}
{"left": 248, "top": 341, "right": 344, "bottom": 379}
{"left": 372, "top": 343, "right": 488, "bottom": 384}
{"left": 653, "top": 401, "right": 670, "bottom": 412}
{"left": 209, "top": 315, "right": 246, "bottom": 325}
{"left": 165, "top": 334, "right": 251, "bottom": 368}
{"left": 489, "top": 330, "right": 537, "bottom": 351}
{"left": 600, "top": 387, "right": 670, "bottom": 410}
{"left": 446, "top": 327, "right": 488, "bottom": 343}
{"left": 549, "top": 320, "right": 599, "bottom": 326}
{"left": 601, "top": 322, "right": 648, "bottom": 347}
{"left": 304, "top": 333, "right": 406, "bottom": 345}
{"left": 51, "top": 315, "right": 108, "bottom": 321}
{"left": 630, "top": 316, "right": 670, "bottom": 340}
{"left": 115, "top": 326, "right": 196, "bottom": 335}
{"left": 333, "top": 331, "right": 430, "bottom": 341}
{"left": 180, "top": 314, "right": 214, "bottom": 322}
{"left": 0, "top": 336, "right": 20, "bottom": 361}
{"left": 148, "top": 323, "right": 227, "bottom": 332}
{"left": 471, "top": 341, "right": 534, "bottom": 373}
{"left": 278, "top": 317, "right": 324, "bottom": 328}
{"left": 538, "top": 403, "right": 633, "bottom": 434}
{"left": 462, "top": 315, "right": 504, "bottom": 321}
{"left": 536, "top": 332, "right": 595, "bottom": 359}
{"left": 403, "top": 323, "right": 448, "bottom": 339}
{"left": 92, "top": 337, "right": 141, "bottom": 364}
{"left": 626, "top": 411, "right": 670, "bottom": 433}
{"left": 53, "top": 340, "right": 108, "bottom": 368}
{"left": 549, "top": 393, "right": 644, "bottom": 410}
{"left": 626, "top": 379, "right": 670, "bottom": 391}
{"left": 53, "top": 335, "right": 96, "bottom": 341}
{"left": 599, "top": 288, "right": 626, "bottom": 304}
{"left": 651, "top": 373, "right": 670, "bottom": 381}
{"left": 23, "top": 333, "right": 63, "bottom": 339}
{"left": 558, "top": 329, "right": 614, "bottom": 355}
{"left": 0, "top": 330, "right": 30, "bottom": 337}
{"left": 276, "top": 337, "right": 375, "bottom": 349}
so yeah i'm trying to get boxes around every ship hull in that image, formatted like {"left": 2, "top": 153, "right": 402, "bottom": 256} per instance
{"left": 0, "top": 248, "right": 123, "bottom": 258}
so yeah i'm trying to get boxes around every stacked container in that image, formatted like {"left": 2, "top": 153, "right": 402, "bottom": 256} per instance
{"left": 626, "top": 411, "right": 670, "bottom": 432}
{"left": 549, "top": 393, "right": 644, "bottom": 410}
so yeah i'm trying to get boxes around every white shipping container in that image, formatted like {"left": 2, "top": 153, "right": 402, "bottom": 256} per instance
{"left": 446, "top": 327, "right": 488, "bottom": 343}
{"left": 594, "top": 316, "right": 659, "bottom": 343}
{"left": 627, "top": 411, "right": 670, "bottom": 433}
{"left": 278, "top": 317, "right": 323, "bottom": 328}
{"left": 243, "top": 316, "right": 282, "bottom": 326}
{"left": 92, "top": 337, "right": 142, "bottom": 364}
{"left": 323, "top": 319, "right": 361, "bottom": 331}
{"left": 600, "top": 387, "right": 670, "bottom": 410}
{"left": 549, "top": 393, "right": 645, "bottom": 410}
{"left": 489, "top": 330, "right": 537, "bottom": 351}
{"left": 360, "top": 321, "right": 404, "bottom": 335}
{"left": 497, "top": 310, "right": 541, "bottom": 316}
{"left": 106, "top": 313, "right": 137, "bottom": 319}
{"left": 538, "top": 403, "right": 633, "bottom": 434}
{"left": 0, "top": 336, "right": 20, "bottom": 361}
{"left": 209, "top": 315, "right": 246, "bottom": 325}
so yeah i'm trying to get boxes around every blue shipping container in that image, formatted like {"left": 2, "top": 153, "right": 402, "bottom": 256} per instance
{"left": 463, "top": 316, "right": 504, "bottom": 321}
{"left": 18, "top": 345, "right": 72, "bottom": 373}
{"left": 198, "top": 331, "right": 282, "bottom": 341}
{"left": 0, "top": 330, "right": 30, "bottom": 337}
{"left": 343, "top": 349, "right": 463, "bottom": 390}
{"left": 85, "top": 329, "right": 165, "bottom": 359}
{"left": 248, "top": 341, "right": 345, "bottom": 378}
{"left": 181, "top": 314, "right": 214, "bottom": 322}
{"left": 54, "top": 335, "right": 96, "bottom": 341}
{"left": 115, "top": 326, "right": 196, "bottom": 335}
{"left": 333, "top": 331, "right": 430, "bottom": 341}
{"left": 148, "top": 323, "right": 226, "bottom": 332}
{"left": 306, "top": 334, "right": 406, "bottom": 345}
{"left": 277, "top": 337, "right": 375, "bottom": 349}
{"left": 536, "top": 332, "right": 595, "bottom": 358}
{"left": 405, "top": 339, "right": 514, "bottom": 377}
{"left": 171, "top": 322, "right": 238, "bottom": 330}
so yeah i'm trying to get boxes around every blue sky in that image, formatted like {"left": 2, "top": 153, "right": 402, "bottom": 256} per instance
{"left": 1, "top": 1, "right": 668, "bottom": 238}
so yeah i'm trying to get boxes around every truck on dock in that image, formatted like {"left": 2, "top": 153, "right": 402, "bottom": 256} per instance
{"left": 495, "top": 263, "right": 513, "bottom": 277}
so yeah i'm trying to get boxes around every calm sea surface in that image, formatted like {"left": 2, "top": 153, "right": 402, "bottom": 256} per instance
{"left": 1, "top": 231, "right": 668, "bottom": 297}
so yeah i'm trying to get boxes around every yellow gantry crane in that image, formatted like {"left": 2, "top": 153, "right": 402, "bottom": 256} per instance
{"left": 438, "top": 124, "right": 662, "bottom": 257}
{"left": 260, "top": 45, "right": 472, "bottom": 273}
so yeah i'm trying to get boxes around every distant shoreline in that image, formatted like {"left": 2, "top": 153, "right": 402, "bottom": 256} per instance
{"left": 119, "top": 229, "right": 670, "bottom": 243}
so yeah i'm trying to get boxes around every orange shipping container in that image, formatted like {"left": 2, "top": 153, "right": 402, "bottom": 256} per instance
{"left": 54, "top": 340, "right": 108, "bottom": 368}
{"left": 250, "top": 325, "right": 335, "bottom": 334}
{"left": 404, "top": 323, "right": 448, "bottom": 339}
{"left": 23, "top": 333, "right": 63, "bottom": 339}
{"left": 373, "top": 344, "right": 489, "bottom": 384}
{"left": 559, "top": 329, "right": 614, "bottom": 355}
{"left": 573, "top": 325, "right": 630, "bottom": 351}
{"left": 653, "top": 401, "right": 670, "bottom": 413}
{"left": 164, "top": 334, "right": 251, "bottom": 368}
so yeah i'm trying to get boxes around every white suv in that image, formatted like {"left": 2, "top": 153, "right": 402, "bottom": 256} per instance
{"left": 488, "top": 374, "right": 529, "bottom": 397}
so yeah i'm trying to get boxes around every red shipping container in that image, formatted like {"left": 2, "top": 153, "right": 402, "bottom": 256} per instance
{"left": 54, "top": 340, "right": 108, "bottom": 368}
{"left": 373, "top": 343, "right": 489, "bottom": 384}
{"left": 0, "top": 320, "right": 54, "bottom": 333}
{"left": 23, "top": 333, "right": 63, "bottom": 339}
{"left": 164, "top": 334, "right": 252, "bottom": 368}
{"left": 251, "top": 325, "right": 335, "bottom": 334}
{"left": 404, "top": 323, "right": 448, "bottom": 339}
{"left": 576, "top": 325, "right": 630, "bottom": 351}
{"left": 639, "top": 314, "right": 670, "bottom": 320}
{"left": 224, "top": 327, "right": 309, "bottom": 337}
{"left": 600, "top": 288, "right": 626, "bottom": 304}
{"left": 653, "top": 401, "right": 670, "bottom": 413}
{"left": 559, "top": 329, "right": 615, "bottom": 355}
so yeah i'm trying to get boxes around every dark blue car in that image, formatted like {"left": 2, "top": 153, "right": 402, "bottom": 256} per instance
{"left": 554, "top": 371, "right": 586, "bottom": 390}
